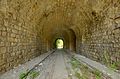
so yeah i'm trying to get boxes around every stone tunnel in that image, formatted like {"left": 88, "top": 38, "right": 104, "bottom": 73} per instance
{"left": 0, "top": 0, "right": 120, "bottom": 79}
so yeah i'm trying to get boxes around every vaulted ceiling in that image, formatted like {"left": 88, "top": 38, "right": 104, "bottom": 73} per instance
{"left": 4, "top": 0, "right": 120, "bottom": 50}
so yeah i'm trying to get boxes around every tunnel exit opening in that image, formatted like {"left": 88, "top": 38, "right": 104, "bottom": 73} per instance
{"left": 56, "top": 39, "right": 64, "bottom": 49}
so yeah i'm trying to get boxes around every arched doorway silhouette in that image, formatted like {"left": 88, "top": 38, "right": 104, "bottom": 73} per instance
{"left": 55, "top": 38, "right": 64, "bottom": 49}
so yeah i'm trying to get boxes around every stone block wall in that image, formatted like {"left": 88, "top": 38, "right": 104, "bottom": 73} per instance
{"left": 0, "top": 0, "right": 41, "bottom": 74}
{"left": 80, "top": 4, "right": 120, "bottom": 71}
{"left": 0, "top": 22, "right": 40, "bottom": 74}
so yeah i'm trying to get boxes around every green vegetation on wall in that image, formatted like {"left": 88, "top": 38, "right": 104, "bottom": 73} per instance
{"left": 102, "top": 50, "right": 120, "bottom": 71}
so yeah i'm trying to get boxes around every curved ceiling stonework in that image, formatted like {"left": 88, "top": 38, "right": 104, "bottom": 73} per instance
{"left": 0, "top": 0, "right": 120, "bottom": 73}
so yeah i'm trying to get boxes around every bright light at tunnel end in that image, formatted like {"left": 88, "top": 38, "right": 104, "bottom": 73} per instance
{"left": 56, "top": 39, "right": 64, "bottom": 49}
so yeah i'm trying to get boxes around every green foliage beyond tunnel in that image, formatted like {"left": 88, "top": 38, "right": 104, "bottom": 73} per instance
{"left": 56, "top": 39, "right": 64, "bottom": 49}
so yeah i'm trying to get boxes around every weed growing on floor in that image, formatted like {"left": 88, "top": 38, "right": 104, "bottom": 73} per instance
{"left": 19, "top": 72, "right": 27, "bottom": 79}
{"left": 92, "top": 69, "right": 102, "bottom": 79}
{"left": 29, "top": 71, "right": 39, "bottom": 79}
{"left": 110, "top": 61, "right": 120, "bottom": 71}
{"left": 70, "top": 58, "right": 80, "bottom": 69}
{"left": 19, "top": 70, "right": 39, "bottom": 79}
{"left": 75, "top": 71, "right": 83, "bottom": 79}
{"left": 70, "top": 58, "right": 89, "bottom": 79}
{"left": 69, "top": 57, "right": 111, "bottom": 79}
